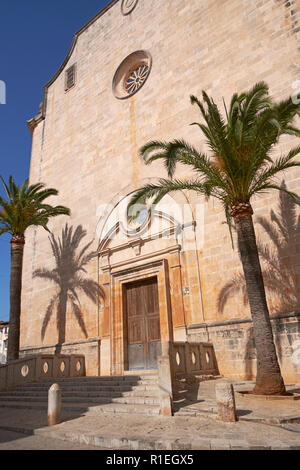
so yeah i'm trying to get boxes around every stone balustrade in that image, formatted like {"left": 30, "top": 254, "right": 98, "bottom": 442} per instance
{"left": 157, "top": 341, "right": 219, "bottom": 416}
{"left": 170, "top": 342, "right": 219, "bottom": 377}
{"left": 0, "top": 354, "right": 85, "bottom": 392}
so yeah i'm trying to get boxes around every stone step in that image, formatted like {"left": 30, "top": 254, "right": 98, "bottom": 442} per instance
{"left": 21, "top": 379, "right": 158, "bottom": 388}
{"left": 0, "top": 395, "right": 160, "bottom": 405}
{"left": 13, "top": 382, "right": 159, "bottom": 394}
{"left": 174, "top": 407, "right": 217, "bottom": 418}
{"left": 89, "top": 403, "right": 161, "bottom": 415}
{"left": 0, "top": 374, "right": 161, "bottom": 415}
{"left": 38, "top": 375, "right": 158, "bottom": 383}
{"left": 0, "top": 389, "right": 158, "bottom": 398}
{"left": 0, "top": 400, "right": 160, "bottom": 415}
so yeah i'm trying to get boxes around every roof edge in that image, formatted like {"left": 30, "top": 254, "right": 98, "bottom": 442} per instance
{"left": 27, "top": 0, "right": 119, "bottom": 134}
{"left": 44, "top": 0, "right": 119, "bottom": 91}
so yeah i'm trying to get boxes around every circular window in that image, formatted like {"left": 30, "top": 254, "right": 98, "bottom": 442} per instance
{"left": 125, "top": 65, "right": 150, "bottom": 96}
{"left": 121, "top": 0, "right": 139, "bottom": 15}
{"left": 113, "top": 50, "right": 152, "bottom": 100}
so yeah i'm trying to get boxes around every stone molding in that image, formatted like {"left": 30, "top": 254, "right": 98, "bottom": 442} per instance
{"left": 100, "top": 243, "right": 181, "bottom": 273}
{"left": 121, "top": 0, "right": 139, "bottom": 16}
{"left": 96, "top": 179, "right": 195, "bottom": 248}
{"left": 112, "top": 49, "right": 152, "bottom": 99}
{"left": 20, "top": 336, "right": 101, "bottom": 353}
{"left": 188, "top": 310, "right": 300, "bottom": 331}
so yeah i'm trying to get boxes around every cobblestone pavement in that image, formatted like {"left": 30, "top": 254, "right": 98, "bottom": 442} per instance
{"left": 176, "top": 379, "right": 300, "bottom": 424}
{"left": 0, "top": 408, "right": 300, "bottom": 450}
{"left": 0, "top": 428, "right": 101, "bottom": 450}
{"left": 0, "top": 379, "right": 299, "bottom": 450}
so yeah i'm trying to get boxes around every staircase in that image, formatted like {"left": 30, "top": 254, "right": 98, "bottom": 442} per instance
{"left": 0, "top": 373, "right": 161, "bottom": 415}
{"left": 172, "top": 374, "right": 223, "bottom": 414}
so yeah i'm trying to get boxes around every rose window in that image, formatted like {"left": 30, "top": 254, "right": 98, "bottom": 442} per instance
{"left": 125, "top": 65, "right": 150, "bottom": 96}
{"left": 113, "top": 51, "right": 152, "bottom": 100}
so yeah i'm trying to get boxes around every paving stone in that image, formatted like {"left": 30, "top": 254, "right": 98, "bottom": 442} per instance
{"left": 210, "top": 439, "right": 231, "bottom": 450}
{"left": 1, "top": 378, "right": 300, "bottom": 450}
{"left": 191, "top": 440, "right": 211, "bottom": 450}
{"left": 249, "top": 445, "right": 272, "bottom": 450}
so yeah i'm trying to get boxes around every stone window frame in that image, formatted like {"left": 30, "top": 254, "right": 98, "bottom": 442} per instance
{"left": 112, "top": 50, "right": 152, "bottom": 100}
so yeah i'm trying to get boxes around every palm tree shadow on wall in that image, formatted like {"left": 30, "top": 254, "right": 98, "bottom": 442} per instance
{"left": 34, "top": 224, "right": 105, "bottom": 354}
{"left": 218, "top": 181, "right": 300, "bottom": 367}
{"left": 218, "top": 181, "right": 300, "bottom": 313}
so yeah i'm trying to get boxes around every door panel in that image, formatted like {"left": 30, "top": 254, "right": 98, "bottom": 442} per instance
{"left": 148, "top": 341, "right": 162, "bottom": 370}
{"left": 147, "top": 316, "right": 161, "bottom": 342}
{"left": 128, "top": 343, "right": 145, "bottom": 370}
{"left": 124, "top": 277, "right": 161, "bottom": 370}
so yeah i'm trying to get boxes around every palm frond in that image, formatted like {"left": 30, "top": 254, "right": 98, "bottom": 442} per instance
{"left": 0, "top": 175, "right": 70, "bottom": 238}
{"left": 134, "top": 82, "right": 300, "bottom": 244}
{"left": 128, "top": 178, "right": 206, "bottom": 221}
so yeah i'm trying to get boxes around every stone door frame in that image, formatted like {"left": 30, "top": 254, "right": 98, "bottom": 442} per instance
{"left": 109, "top": 258, "right": 173, "bottom": 375}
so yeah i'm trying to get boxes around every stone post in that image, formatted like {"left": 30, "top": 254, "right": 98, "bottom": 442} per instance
{"left": 184, "top": 342, "right": 191, "bottom": 374}
{"left": 157, "top": 342, "right": 173, "bottom": 416}
{"left": 0, "top": 364, "right": 8, "bottom": 392}
{"left": 48, "top": 383, "right": 61, "bottom": 426}
{"left": 215, "top": 382, "right": 237, "bottom": 422}
{"left": 35, "top": 356, "right": 42, "bottom": 381}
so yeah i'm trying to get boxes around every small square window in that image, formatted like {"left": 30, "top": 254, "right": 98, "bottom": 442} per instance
{"left": 65, "top": 64, "right": 76, "bottom": 91}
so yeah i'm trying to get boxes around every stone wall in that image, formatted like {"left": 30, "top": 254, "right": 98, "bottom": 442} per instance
{"left": 188, "top": 312, "right": 300, "bottom": 383}
{"left": 20, "top": 0, "right": 300, "bottom": 378}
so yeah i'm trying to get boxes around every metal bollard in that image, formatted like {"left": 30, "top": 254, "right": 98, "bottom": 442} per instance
{"left": 215, "top": 382, "right": 237, "bottom": 422}
{"left": 48, "top": 383, "right": 61, "bottom": 426}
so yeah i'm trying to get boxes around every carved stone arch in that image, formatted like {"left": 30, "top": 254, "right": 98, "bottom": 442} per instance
{"left": 96, "top": 177, "right": 195, "bottom": 253}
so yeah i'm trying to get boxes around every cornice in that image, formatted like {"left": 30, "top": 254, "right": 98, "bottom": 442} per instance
{"left": 26, "top": 104, "right": 44, "bottom": 136}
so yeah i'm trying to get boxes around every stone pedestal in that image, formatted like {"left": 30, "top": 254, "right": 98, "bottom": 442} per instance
{"left": 48, "top": 383, "right": 61, "bottom": 426}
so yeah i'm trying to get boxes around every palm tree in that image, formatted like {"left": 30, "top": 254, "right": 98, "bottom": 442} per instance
{"left": 218, "top": 181, "right": 300, "bottom": 314}
{"left": 0, "top": 176, "right": 70, "bottom": 361}
{"left": 33, "top": 224, "right": 104, "bottom": 352}
{"left": 128, "top": 82, "right": 300, "bottom": 395}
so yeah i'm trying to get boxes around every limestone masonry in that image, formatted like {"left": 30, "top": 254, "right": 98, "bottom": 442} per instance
{"left": 21, "top": 0, "right": 300, "bottom": 382}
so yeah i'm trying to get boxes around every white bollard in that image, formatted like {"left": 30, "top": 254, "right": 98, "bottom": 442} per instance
{"left": 48, "top": 383, "right": 61, "bottom": 426}
{"left": 215, "top": 382, "right": 237, "bottom": 422}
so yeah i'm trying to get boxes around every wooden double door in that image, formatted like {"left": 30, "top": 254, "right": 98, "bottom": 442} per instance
{"left": 123, "top": 277, "right": 162, "bottom": 370}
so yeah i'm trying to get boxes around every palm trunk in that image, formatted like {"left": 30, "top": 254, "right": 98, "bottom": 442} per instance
{"left": 7, "top": 235, "right": 25, "bottom": 362}
{"left": 235, "top": 214, "right": 286, "bottom": 395}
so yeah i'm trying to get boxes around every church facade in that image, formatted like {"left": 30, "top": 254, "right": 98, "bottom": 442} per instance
{"left": 21, "top": 0, "right": 300, "bottom": 382}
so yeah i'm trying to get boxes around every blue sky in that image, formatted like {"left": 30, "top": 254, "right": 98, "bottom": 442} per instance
{"left": 0, "top": 0, "right": 111, "bottom": 321}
